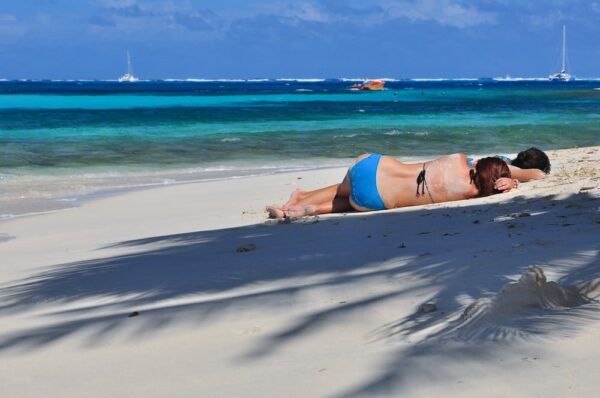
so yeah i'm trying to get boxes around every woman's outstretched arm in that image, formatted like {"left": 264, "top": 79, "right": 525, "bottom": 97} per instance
{"left": 473, "top": 160, "right": 547, "bottom": 182}
{"left": 508, "top": 165, "right": 546, "bottom": 182}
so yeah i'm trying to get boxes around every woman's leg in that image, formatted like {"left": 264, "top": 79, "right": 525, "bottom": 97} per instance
{"left": 286, "top": 177, "right": 352, "bottom": 214}
{"left": 267, "top": 176, "right": 352, "bottom": 218}
{"left": 266, "top": 153, "right": 371, "bottom": 218}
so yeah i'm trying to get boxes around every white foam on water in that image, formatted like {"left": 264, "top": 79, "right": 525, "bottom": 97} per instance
{"left": 339, "top": 77, "right": 400, "bottom": 82}
{"left": 408, "top": 77, "right": 483, "bottom": 82}
{"left": 410, "top": 78, "right": 446, "bottom": 82}
{"left": 276, "top": 78, "right": 325, "bottom": 82}
{"left": 383, "top": 129, "right": 430, "bottom": 136}
{"left": 0, "top": 158, "right": 354, "bottom": 219}
{"left": 492, "top": 77, "right": 549, "bottom": 82}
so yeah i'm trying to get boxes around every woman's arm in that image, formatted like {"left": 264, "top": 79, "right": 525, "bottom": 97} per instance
{"left": 508, "top": 165, "right": 546, "bottom": 182}
{"left": 494, "top": 165, "right": 547, "bottom": 192}
{"left": 494, "top": 177, "right": 519, "bottom": 192}
{"left": 472, "top": 159, "right": 547, "bottom": 183}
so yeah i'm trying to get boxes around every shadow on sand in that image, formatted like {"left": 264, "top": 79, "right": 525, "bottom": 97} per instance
{"left": 0, "top": 191, "right": 598, "bottom": 395}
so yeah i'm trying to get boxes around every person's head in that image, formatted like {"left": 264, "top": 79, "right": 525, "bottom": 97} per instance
{"left": 470, "top": 157, "right": 511, "bottom": 197}
{"left": 511, "top": 147, "right": 551, "bottom": 174}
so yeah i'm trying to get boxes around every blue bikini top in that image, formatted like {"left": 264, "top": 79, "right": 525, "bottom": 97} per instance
{"left": 468, "top": 155, "right": 511, "bottom": 168}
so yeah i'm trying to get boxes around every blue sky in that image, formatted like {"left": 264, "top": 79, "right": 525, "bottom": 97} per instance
{"left": 1, "top": 0, "right": 599, "bottom": 79}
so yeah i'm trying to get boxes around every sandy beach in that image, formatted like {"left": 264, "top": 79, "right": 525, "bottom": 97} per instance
{"left": 0, "top": 146, "right": 599, "bottom": 397}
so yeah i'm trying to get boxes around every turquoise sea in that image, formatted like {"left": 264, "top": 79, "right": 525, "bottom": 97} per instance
{"left": 1, "top": 78, "right": 600, "bottom": 218}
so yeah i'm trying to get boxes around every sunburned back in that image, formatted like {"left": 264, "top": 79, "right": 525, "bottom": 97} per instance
{"left": 376, "top": 153, "right": 477, "bottom": 209}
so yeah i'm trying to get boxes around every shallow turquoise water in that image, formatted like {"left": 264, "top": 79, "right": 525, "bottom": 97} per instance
{"left": 1, "top": 79, "right": 599, "bottom": 217}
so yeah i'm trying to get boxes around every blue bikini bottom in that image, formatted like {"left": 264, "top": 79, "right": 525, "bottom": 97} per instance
{"left": 349, "top": 153, "right": 386, "bottom": 210}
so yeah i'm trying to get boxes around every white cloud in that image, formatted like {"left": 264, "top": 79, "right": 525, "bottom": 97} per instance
{"left": 173, "top": 10, "right": 220, "bottom": 32}
{"left": 83, "top": 0, "right": 496, "bottom": 41}
{"left": 385, "top": 0, "right": 496, "bottom": 28}
{"left": 35, "top": 13, "right": 52, "bottom": 24}
{"left": 0, "top": 14, "right": 17, "bottom": 22}
{"left": 525, "top": 10, "right": 566, "bottom": 27}
{"left": 0, "top": 14, "right": 25, "bottom": 42}
{"left": 253, "top": 0, "right": 494, "bottom": 29}
{"left": 95, "top": 0, "right": 138, "bottom": 7}
{"left": 282, "top": 3, "right": 331, "bottom": 23}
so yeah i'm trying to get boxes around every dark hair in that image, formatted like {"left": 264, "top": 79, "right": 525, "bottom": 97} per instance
{"left": 511, "top": 147, "right": 551, "bottom": 174}
{"left": 470, "top": 157, "right": 511, "bottom": 197}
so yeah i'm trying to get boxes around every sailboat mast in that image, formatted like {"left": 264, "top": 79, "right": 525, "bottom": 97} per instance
{"left": 562, "top": 25, "right": 566, "bottom": 72}
{"left": 127, "top": 51, "right": 133, "bottom": 75}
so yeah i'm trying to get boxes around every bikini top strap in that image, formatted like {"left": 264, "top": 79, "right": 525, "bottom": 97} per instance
{"left": 416, "top": 164, "right": 426, "bottom": 197}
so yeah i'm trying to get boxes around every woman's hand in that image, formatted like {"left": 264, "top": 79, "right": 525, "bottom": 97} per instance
{"left": 494, "top": 177, "right": 518, "bottom": 192}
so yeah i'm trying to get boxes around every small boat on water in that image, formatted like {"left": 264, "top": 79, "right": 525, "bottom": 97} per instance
{"left": 118, "top": 51, "right": 139, "bottom": 82}
{"left": 351, "top": 79, "right": 385, "bottom": 91}
{"left": 549, "top": 26, "right": 575, "bottom": 82}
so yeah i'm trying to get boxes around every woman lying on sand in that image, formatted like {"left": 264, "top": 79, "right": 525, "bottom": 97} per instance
{"left": 267, "top": 148, "right": 551, "bottom": 219}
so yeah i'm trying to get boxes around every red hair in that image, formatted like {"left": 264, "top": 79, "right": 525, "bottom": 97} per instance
{"left": 471, "top": 157, "right": 511, "bottom": 197}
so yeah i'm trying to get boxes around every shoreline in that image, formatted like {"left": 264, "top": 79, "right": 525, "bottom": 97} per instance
{"left": 2, "top": 147, "right": 563, "bottom": 222}
{"left": 0, "top": 161, "right": 353, "bottom": 221}
{"left": 0, "top": 145, "right": 598, "bottom": 397}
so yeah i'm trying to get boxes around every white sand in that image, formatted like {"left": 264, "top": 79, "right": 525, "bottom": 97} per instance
{"left": 0, "top": 147, "right": 599, "bottom": 397}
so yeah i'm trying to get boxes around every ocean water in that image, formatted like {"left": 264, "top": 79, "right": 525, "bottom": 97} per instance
{"left": 1, "top": 78, "right": 600, "bottom": 218}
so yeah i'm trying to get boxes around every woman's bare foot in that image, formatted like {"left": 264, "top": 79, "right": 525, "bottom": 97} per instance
{"left": 266, "top": 205, "right": 286, "bottom": 219}
{"left": 284, "top": 204, "right": 316, "bottom": 217}
{"left": 266, "top": 204, "right": 316, "bottom": 219}
{"left": 282, "top": 188, "right": 305, "bottom": 211}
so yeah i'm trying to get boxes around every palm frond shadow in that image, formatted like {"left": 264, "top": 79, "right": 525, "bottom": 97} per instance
{"left": 0, "top": 191, "right": 597, "bottom": 367}
{"left": 245, "top": 193, "right": 599, "bottom": 359}
{"left": 335, "top": 240, "right": 600, "bottom": 397}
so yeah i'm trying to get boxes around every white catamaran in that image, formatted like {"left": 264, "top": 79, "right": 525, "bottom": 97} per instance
{"left": 549, "top": 25, "right": 575, "bottom": 82}
{"left": 118, "top": 51, "right": 139, "bottom": 82}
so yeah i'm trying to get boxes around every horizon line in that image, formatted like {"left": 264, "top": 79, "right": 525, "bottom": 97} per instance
{"left": 1, "top": 76, "right": 600, "bottom": 82}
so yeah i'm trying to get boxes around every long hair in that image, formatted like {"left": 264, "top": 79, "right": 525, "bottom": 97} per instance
{"left": 470, "top": 157, "right": 511, "bottom": 197}
{"left": 511, "top": 147, "right": 551, "bottom": 174}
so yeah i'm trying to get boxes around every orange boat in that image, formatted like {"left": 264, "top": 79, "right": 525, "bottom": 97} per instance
{"left": 350, "top": 80, "right": 385, "bottom": 91}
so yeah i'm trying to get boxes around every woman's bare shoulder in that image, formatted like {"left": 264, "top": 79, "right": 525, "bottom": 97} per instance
{"left": 432, "top": 153, "right": 468, "bottom": 164}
